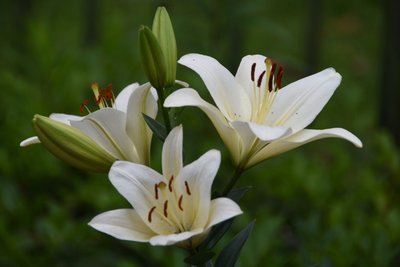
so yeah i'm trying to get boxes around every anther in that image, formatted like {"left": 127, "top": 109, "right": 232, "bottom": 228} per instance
{"left": 163, "top": 200, "right": 169, "bottom": 217}
{"left": 251, "top": 63, "right": 256, "bottom": 81}
{"left": 268, "top": 63, "right": 277, "bottom": 92}
{"left": 154, "top": 184, "right": 159, "bottom": 199}
{"left": 80, "top": 99, "right": 89, "bottom": 113}
{"left": 257, "top": 70, "right": 266, "bottom": 87}
{"left": 184, "top": 181, "right": 191, "bottom": 196}
{"left": 148, "top": 206, "right": 156, "bottom": 223}
{"left": 168, "top": 175, "right": 174, "bottom": 192}
{"left": 178, "top": 195, "right": 184, "bottom": 211}
{"left": 276, "top": 67, "right": 284, "bottom": 90}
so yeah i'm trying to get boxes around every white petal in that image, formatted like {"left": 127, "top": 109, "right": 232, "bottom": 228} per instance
{"left": 109, "top": 161, "right": 172, "bottom": 235}
{"left": 49, "top": 113, "right": 82, "bottom": 125}
{"left": 248, "top": 122, "right": 292, "bottom": 141}
{"left": 88, "top": 209, "right": 155, "bottom": 242}
{"left": 20, "top": 136, "right": 40, "bottom": 147}
{"left": 71, "top": 108, "right": 138, "bottom": 161}
{"left": 247, "top": 128, "right": 363, "bottom": 168}
{"left": 266, "top": 68, "right": 341, "bottom": 132}
{"left": 178, "top": 53, "right": 251, "bottom": 121}
{"left": 177, "top": 150, "right": 221, "bottom": 230}
{"left": 235, "top": 54, "right": 268, "bottom": 101}
{"left": 162, "top": 125, "right": 183, "bottom": 179}
{"left": 113, "top": 83, "right": 139, "bottom": 113}
{"left": 206, "top": 198, "right": 243, "bottom": 229}
{"left": 164, "top": 88, "right": 241, "bottom": 164}
{"left": 125, "top": 83, "right": 158, "bottom": 165}
{"left": 149, "top": 228, "right": 204, "bottom": 246}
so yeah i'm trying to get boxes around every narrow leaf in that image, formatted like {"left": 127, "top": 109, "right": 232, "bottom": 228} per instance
{"left": 214, "top": 220, "right": 255, "bottom": 267}
{"left": 227, "top": 187, "right": 251, "bottom": 202}
{"left": 201, "top": 218, "right": 235, "bottom": 250}
{"left": 143, "top": 113, "right": 167, "bottom": 141}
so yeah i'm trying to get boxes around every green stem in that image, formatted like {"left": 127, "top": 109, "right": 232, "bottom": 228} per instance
{"left": 221, "top": 166, "right": 245, "bottom": 197}
{"left": 157, "top": 86, "right": 171, "bottom": 132}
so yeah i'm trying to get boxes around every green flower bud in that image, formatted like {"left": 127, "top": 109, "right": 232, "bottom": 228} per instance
{"left": 33, "top": 114, "right": 115, "bottom": 172}
{"left": 139, "top": 25, "right": 167, "bottom": 90}
{"left": 152, "top": 7, "right": 177, "bottom": 87}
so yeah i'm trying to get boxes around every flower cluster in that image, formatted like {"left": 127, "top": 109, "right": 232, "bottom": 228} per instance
{"left": 20, "top": 6, "right": 362, "bottom": 266}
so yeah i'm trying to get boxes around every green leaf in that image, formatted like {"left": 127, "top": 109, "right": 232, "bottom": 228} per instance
{"left": 201, "top": 218, "right": 235, "bottom": 250}
{"left": 143, "top": 113, "right": 167, "bottom": 142}
{"left": 227, "top": 186, "right": 251, "bottom": 202}
{"left": 184, "top": 251, "right": 215, "bottom": 266}
{"left": 214, "top": 220, "right": 255, "bottom": 267}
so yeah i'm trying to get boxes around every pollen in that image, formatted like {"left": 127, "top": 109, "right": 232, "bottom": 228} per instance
{"left": 178, "top": 195, "right": 184, "bottom": 211}
{"left": 184, "top": 181, "right": 191, "bottom": 196}
{"left": 148, "top": 206, "right": 156, "bottom": 223}
{"left": 163, "top": 200, "right": 169, "bottom": 217}
{"left": 168, "top": 175, "right": 174, "bottom": 192}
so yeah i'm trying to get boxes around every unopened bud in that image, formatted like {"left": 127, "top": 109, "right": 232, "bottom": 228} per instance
{"left": 33, "top": 114, "right": 115, "bottom": 172}
{"left": 152, "top": 7, "right": 177, "bottom": 87}
{"left": 139, "top": 26, "right": 167, "bottom": 90}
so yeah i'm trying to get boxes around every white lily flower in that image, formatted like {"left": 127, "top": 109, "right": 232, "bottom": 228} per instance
{"left": 89, "top": 126, "right": 242, "bottom": 248}
{"left": 20, "top": 82, "right": 158, "bottom": 168}
{"left": 165, "top": 54, "right": 362, "bottom": 168}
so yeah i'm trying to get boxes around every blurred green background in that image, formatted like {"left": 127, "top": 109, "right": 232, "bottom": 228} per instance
{"left": 1, "top": 0, "right": 399, "bottom": 266}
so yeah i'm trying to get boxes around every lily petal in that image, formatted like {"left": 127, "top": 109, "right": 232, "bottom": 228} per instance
{"left": 235, "top": 54, "right": 268, "bottom": 101}
{"left": 247, "top": 122, "right": 292, "bottom": 142}
{"left": 49, "top": 113, "right": 82, "bottom": 125}
{"left": 267, "top": 68, "right": 341, "bottom": 132}
{"left": 114, "top": 83, "right": 139, "bottom": 113}
{"left": 178, "top": 53, "right": 251, "bottom": 121}
{"left": 125, "top": 83, "right": 158, "bottom": 165}
{"left": 164, "top": 88, "right": 241, "bottom": 164}
{"left": 162, "top": 125, "right": 183, "bottom": 180}
{"left": 206, "top": 198, "right": 243, "bottom": 229}
{"left": 177, "top": 150, "right": 221, "bottom": 230}
{"left": 109, "top": 161, "right": 173, "bottom": 235}
{"left": 20, "top": 136, "right": 40, "bottom": 147}
{"left": 149, "top": 228, "right": 204, "bottom": 246}
{"left": 247, "top": 127, "right": 363, "bottom": 167}
{"left": 88, "top": 209, "right": 155, "bottom": 242}
{"left": 71, "top": 108, "right": 138, "bottom": 161}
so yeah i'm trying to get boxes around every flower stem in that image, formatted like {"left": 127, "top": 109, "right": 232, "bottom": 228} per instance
{"left": 157, "top": 86, "right": 171, "bottom": 132}
{"left": 221, "top": 166, "right": 245, "bottom": 196}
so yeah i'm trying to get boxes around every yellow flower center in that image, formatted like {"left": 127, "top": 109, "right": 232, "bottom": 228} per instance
{"left": 147, "top": 175, "right": 193, "bottom": 234}
{"left": 250, "top": 59, "right": 284, "bottom": 124}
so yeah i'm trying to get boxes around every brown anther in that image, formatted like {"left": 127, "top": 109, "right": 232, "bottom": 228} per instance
{"left": 276, "top": 67, "right": 284, "bottom": 90}
{"left": 163, "top": 200, "right": 169, "bottom": 217}
{"left": 80, "top": 99, "right": 89, "bottom": 113}
{"left": 184, "top": 181, "right": 191, "bottom": 196}
{"left": 148, "top": 206, "right": 156, "bottom": 223}
{"left": 178, "top": 195, "right": 184, "bottom": 211}
{"left": 168, "top": 175, "right": 174, "bottom": 192}
{"left": 154, "top": 184, "right": 159, "bottom": 199}
{"left": 268, "top": 63, "right": 277, "bottom": 92}
{"left": 257, "top": 70, "right": 266, "bottom": 87}
{"left": 251, "top": 63, "right": 256, "bottom": 81}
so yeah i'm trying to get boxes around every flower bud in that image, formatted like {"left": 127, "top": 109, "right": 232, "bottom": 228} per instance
{"left": 139, "top": 25, "right": 167, "bottom": 90}
{"left": 152, "top": 7, "right": 177, "bottom": 87}
{"left": 33, "top": 114, "right": 115, "bottom": 172}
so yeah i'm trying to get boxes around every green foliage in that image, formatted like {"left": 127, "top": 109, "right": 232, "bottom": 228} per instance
{"left": 1, "top": 0, "right": 399, "bottom": 266}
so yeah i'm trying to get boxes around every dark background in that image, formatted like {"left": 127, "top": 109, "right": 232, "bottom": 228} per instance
{"left": 1, "top": 0, "right": 399, "bottom": 266}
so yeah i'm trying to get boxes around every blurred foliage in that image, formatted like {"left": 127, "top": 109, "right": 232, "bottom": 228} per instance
{"left": 1, "top": 0, "right": 399, "bottom": 266}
